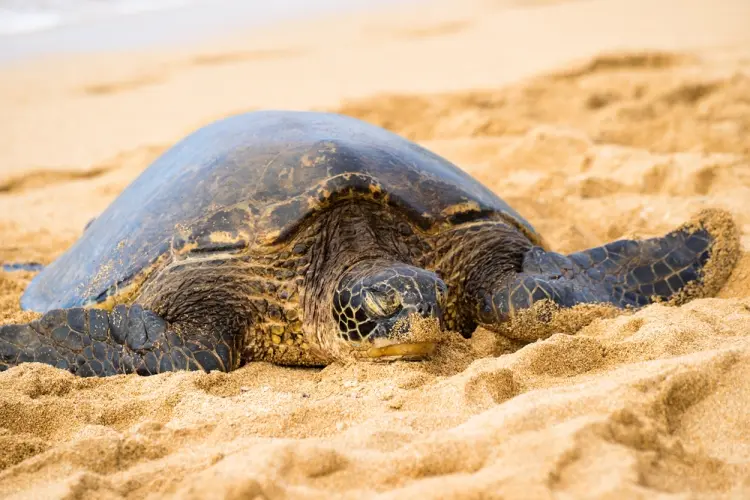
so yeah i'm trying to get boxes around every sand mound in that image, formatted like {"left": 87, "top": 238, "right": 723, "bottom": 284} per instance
{"left": 338, "top": 50, "right": 750, "bottom": 155}
{"left": 2, "top": 299, "right": 749, "bottom": 498}
{"left": 1, "top": 1, "right": 750, "bottom": 497}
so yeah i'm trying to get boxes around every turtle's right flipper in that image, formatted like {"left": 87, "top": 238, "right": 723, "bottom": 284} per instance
{"left": 2, "top": 262, "right": 45, "bottom": 272}
{"left": 0, "top": 305, "right": 236, "bottom": 377}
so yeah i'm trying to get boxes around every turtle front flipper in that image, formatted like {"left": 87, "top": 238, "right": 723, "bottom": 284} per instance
{"left": 477, "top": 210, "right": 739, "bottom": 339}
{"left": 0, "top": 305, "right": 238, "bottom": 376}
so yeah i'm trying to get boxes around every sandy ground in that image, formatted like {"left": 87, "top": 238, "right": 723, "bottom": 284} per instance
{"left": 2, "top": 0, "right": 750, "bottom": 498}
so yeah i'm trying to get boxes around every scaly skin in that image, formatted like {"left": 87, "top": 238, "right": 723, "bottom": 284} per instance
{"left": 425, "top": 220, "right": 532, "bottom": 337}
{"left": 426, "top": 217, "right": 725, "bottom": 339}
{"left": 0, "top": 306, "right": 238, "bottom": 376}
{"left": 476, "top": 225, "right": 715, "bottom": 328}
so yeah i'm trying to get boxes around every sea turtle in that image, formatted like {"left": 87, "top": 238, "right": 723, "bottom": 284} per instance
{"left": 0, "top": 111, "right": 737, "bottom": 377}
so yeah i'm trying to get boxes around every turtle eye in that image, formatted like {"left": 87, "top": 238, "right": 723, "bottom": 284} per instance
{"left": 363, "top": 288, "right": 401, "bottom": 317}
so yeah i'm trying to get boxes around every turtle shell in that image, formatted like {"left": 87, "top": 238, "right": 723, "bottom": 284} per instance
{"left": 21, "top": 111, "right": 541, "bottom": 313}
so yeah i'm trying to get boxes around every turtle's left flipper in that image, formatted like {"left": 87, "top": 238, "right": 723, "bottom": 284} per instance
{"left": 564, "top": 228, "right": 710, "bottom": 307}
{"left": 0, "top": 305, "right": 238, "bottom": 377}
{"left": 565, "top": 210, "right": 739, "bottom": 307}
{"left": 477, "top": 210, "right": 739, "bottom": 330}
{"left": 2, "top": 262, "right": 45, "bottom": 272}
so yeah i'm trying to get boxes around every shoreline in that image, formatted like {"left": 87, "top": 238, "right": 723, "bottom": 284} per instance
{"left": 0, "top": 0, "right": 415, "bottom": 65}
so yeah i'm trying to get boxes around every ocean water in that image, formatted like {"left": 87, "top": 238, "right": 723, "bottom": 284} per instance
{"left": 0, "top": 0, "right": 200, "bottom": 36}
{"left": 0, "top": 0, "right": 407, "bottom": 63}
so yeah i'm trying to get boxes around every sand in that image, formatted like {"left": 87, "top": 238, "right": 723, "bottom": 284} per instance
{"left": 1, "top": 0, "right": 750, "bottom": 497}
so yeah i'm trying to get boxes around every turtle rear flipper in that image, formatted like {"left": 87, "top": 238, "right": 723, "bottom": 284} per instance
{"left": 477, "top": 210, "right": 739, "bottom": 335}
{"left": 0, "top": 305, "right": 237, "bottom": 377}
{"left": 2, "top": 262, "right": 45, "bottom": 272}
{"left": 2, "top": 217, "right": 91, "bottom": 274}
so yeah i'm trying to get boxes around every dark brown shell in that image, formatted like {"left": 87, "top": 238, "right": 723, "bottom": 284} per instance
{"left": 22, "top": 111, "right": 540, "bottom": 313}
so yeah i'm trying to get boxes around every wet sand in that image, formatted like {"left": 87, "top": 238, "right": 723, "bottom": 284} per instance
{"left": 1, "top": 0, "right": 750, "bottom": 498}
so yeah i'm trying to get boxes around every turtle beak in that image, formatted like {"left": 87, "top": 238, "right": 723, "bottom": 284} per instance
{"left": 364, "top": 303, "right": 444, "bottom": 361}
{"left": 365, "top": 341, "right": 437, "bottom": 359}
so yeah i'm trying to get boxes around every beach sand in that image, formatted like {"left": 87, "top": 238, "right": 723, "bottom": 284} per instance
{"left": 1, "top": 0, "right": 750, "bottom": 497}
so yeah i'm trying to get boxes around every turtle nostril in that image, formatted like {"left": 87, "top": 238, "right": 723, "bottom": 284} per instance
{"left": 416, "top": 303, "right": 433, "bottom": 317}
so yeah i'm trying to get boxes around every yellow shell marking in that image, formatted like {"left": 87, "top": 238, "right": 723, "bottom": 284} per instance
{"left": 440, "top": 200, "right": 482, "bottom": 218}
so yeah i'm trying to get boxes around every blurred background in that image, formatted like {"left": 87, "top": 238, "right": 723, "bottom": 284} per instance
{"left": 0, "top": 0, "right": 408, "bottom": 62}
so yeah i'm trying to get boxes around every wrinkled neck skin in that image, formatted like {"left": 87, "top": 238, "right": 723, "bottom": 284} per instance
{"left": 135, "top": 205, "right": 536, "bottom": 364}
{"left": 302, "top": 202, "right": 418, "bottom": 360}
{"left": 428, "top": 220, "right": 533, "bottom": 336}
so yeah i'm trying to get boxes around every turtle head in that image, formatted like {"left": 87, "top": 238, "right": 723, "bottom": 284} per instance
{"left": 332, "top": 261, "right": 447, "bottom": 360}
